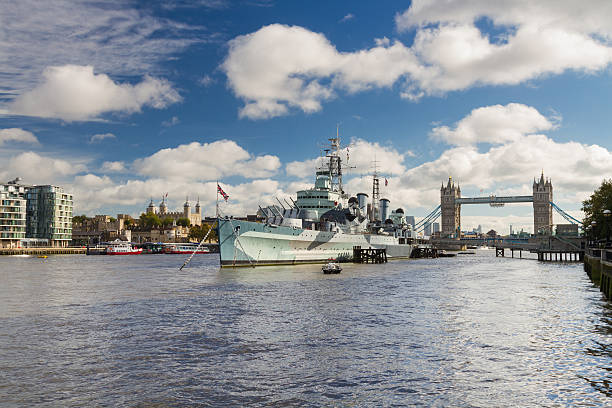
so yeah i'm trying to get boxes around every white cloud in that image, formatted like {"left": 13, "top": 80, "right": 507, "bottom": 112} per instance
{"left": 286, "top": 158, "right": 323, "bottom": 179}
{"left": 0, "top": 0, "right": 205, "bottom": 98}
{"left": 133, "top": 139, "right": 281, "bottom": 180}
{"left": 223, "top": 3, "right": 612, "bottom": 118}
{"left": 90, "top": 133, "right": 116, "bottom": 144}
{"left": 397, "top": 0, "right": 612, "bottom": 95}
{"left": 198, "top": 75, "right": 215, "bottom": 87}
{"left": 286, "top": 138, "right": 408, "bottom": 179}
{"left": 70, "top": 176, "right": 284, "bottom": 217}
{"left": 8, "top": 65, "right": 181, "bottom": 121}
{"left": 340, "top": 13, "right": 354, "bottom": 23}
{"left": 222, "top": 24, "right": 420, "bottom": 119}
{"left": 162, "top": 116, "right": 180, "bottom": 127}
{"left": 430, "top": 103, "right": 556, "bottom": 145}
{"left": 0, "top": 151, "right": 86, "bottom": 185}
{"left": 0, "top": 128, "right": 39, "bottom": 145}
{"left": 399, "top": 134, "right": 612, "bottom": 209}
{"left": 101, "top": 161, "right": 126, "bottom": 173}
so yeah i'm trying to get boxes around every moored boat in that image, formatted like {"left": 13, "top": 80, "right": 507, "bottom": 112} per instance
{"left": 162, "top": 243, "right": 210, "bottom": 254}
{"left": 105, "top": 239, "right": 142, "bottom": 255}
{"left": 217, "top": 132, "right": 426, "bottom": 267}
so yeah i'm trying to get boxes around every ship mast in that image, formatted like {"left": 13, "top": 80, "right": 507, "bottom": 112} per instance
{"left": 371, "top": 157, "right": 380, "bottom": 221}
{"left": 320, "top": 125, "right": 352, "bottom": 198}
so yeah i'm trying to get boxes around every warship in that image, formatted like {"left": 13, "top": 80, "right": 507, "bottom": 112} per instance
{"left": 217, "top": 134, "right": 420, "bottom": 267}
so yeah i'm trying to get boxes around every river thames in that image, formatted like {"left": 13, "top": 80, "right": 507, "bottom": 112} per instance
{"left": 1, "top": 250, "right": 611, "bottom": 406}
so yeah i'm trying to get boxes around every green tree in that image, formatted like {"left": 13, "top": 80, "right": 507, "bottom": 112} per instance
{"left": 162, "top": 217, "right": 174, "bottom": 228}
{"left": 139, "top": 213, "right": 162, "bottom": 230}
{"left": 72, "top": 214, "right": 89, "bottom": 224}
{"left": 177, "top": 217, "right": 190, "bottom": 227}
{"left": 582, "top": 179, "right": 612, "bottom": 241}
{"left": 188, "top": 223, "right": 217, "bottom": 242}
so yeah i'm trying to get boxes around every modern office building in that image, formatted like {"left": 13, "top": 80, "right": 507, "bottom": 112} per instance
{"left": 424, "top": 223, "right": 432, "bottom": 237}
{"left": 0, "top": 179, "right": 28, "bottom": 248}
{"left": 432, "top": 222, "right": 440, "bottom": 233}
{"left": 0, "top": 178, "right": 73, "bottom": 248}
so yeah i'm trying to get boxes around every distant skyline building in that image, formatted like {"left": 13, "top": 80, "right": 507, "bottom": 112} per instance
{"left": 424, "top": 223, "right": 431, "bottom": 236}
{"left": 406, "top": 215, "right": 415, "bottom": 230}
{"left": 432, "top": 222, "right": 440, "bottom": 234}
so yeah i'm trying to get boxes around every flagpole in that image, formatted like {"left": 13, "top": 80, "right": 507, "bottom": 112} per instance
{"left": 216, "top": 180, "right": 219, "bottom": 219}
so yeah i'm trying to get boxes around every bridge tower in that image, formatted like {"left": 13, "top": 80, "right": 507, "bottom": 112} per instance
{"left": 441, "top": 177, "right": 461, "bottom": 238}
{"left": 533, "top": 172, "right": 553, "bottom": 234}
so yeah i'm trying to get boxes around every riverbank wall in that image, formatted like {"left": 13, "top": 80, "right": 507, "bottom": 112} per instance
{"left": 584, "top": 248, "right": 612, "bottom": 299}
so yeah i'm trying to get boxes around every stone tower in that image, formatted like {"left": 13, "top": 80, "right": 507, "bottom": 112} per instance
{"left": 441, "top": 177, "right": 461, "bottom": 238}
{"left": 533, "top": 172, "right": 553, "bottom": 234}
{"left": 195, "top": 197, "right": 201, "bottom": 216}
{"left": 183, "top": 196, "right": 191, "bottom": 218}
{"left": 159, "top": 196, "right": 167, "bottom": 215}
{"left": 146, "top": 198, "right": 157, "bottom": 214}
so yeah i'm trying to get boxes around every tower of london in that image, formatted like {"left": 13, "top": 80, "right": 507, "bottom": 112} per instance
{"left": 146, "top": 196, "right": 202, "bottom": 226}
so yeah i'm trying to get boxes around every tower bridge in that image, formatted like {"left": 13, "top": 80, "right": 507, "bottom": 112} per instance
{"left": 440, "top": 172, "right": 554, "bottom": 237}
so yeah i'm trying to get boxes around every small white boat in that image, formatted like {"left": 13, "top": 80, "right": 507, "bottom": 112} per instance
{"left": 105, "top": 239, "right": 142, "bottom": 255}
{"left": 322, "top": 262, "right": 342, "bottom": 274}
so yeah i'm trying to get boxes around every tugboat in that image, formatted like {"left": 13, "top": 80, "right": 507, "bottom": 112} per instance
{"left": 322, "top": 262, "right": 342, "bottom": 274}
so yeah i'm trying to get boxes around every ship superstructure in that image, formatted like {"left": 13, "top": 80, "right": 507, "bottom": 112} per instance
{"left": 217, "top": 133, "right": 420, "bottom": 267}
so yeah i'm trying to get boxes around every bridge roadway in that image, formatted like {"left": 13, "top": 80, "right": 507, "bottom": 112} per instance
{"left": 431, "top": 236, "right": 585, "bottom": 252}
{"left": 455, "top": 195, "right": 533, "bottom": 205}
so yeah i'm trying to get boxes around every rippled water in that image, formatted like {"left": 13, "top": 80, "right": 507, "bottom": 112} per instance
{"left": 1, "top": 251, "right": 611, "bottom": 406}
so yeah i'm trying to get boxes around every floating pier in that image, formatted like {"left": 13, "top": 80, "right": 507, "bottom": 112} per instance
{"left": 353, "top": 246, "right": 387, "bottom": 263}
{"left": 495, "top": 246, "right": 584, "bottom": 262}
{"left": 410, "top": 247, "right": 438, "bottom": 258}
{"left": 0, "top": 247, "right": 86, "bottom": 256}
{"left": 536, "top": 250, "right": 583, "bottom": 262}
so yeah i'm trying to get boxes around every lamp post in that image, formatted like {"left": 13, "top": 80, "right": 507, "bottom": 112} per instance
{"left": 604, "top": 209, "right": 611, "bottom": 247}
{"left": 591, "top": 220, "right": 596, "bottom": 247}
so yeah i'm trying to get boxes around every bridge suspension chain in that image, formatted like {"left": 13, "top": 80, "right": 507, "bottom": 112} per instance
{"left": 549, "top": 201, "right": 582, "bottom": 225}
{"left": 415, "top": 205, "right": 441, "bottom": 229}
{"left": 415, "top": 210, "right": 441, "bottom": 233}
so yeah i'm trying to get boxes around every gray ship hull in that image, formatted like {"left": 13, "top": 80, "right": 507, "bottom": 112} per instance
{"left": 218, "top": 218, "right": 415, "bottom": 267}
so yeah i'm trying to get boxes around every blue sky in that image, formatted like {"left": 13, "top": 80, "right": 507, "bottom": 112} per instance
{"left": 1, "top": 0, "right": 612, "bottom": 233}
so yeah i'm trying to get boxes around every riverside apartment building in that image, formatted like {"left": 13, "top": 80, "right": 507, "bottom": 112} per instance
{"left": 0, "top": 178, "right": 73, "bottom": 248}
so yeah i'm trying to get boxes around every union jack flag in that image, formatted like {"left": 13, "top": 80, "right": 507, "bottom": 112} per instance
{"left": 217, "top": 183, "right": 229, "bottom": 201}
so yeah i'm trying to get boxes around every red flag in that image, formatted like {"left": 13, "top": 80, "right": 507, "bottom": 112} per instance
{"left": 385, "top": 178, "right": 388, "bottom": 186}
{"left": 217, "top": 183, "right": 229, "bottom": 201}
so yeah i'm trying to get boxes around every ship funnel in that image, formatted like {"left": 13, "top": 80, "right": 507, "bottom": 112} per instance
{"left": 380, "top": 198, "right": 390, "bottom": 222}
{"left": 357, "top": 193, "right": 368, "bottom": 216}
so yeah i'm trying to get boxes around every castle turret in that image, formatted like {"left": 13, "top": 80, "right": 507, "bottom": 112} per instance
{"left": 195, "top": 197, "right": 201, "bottom": 215}
{"left": 159, "top": 196, "right": 168, "bottom": 215}
{"left": 146, "top": 198, "right": 157, "bottom": 214}
{"left": 183, "top": 196, "right": 191, "bottom": 218}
